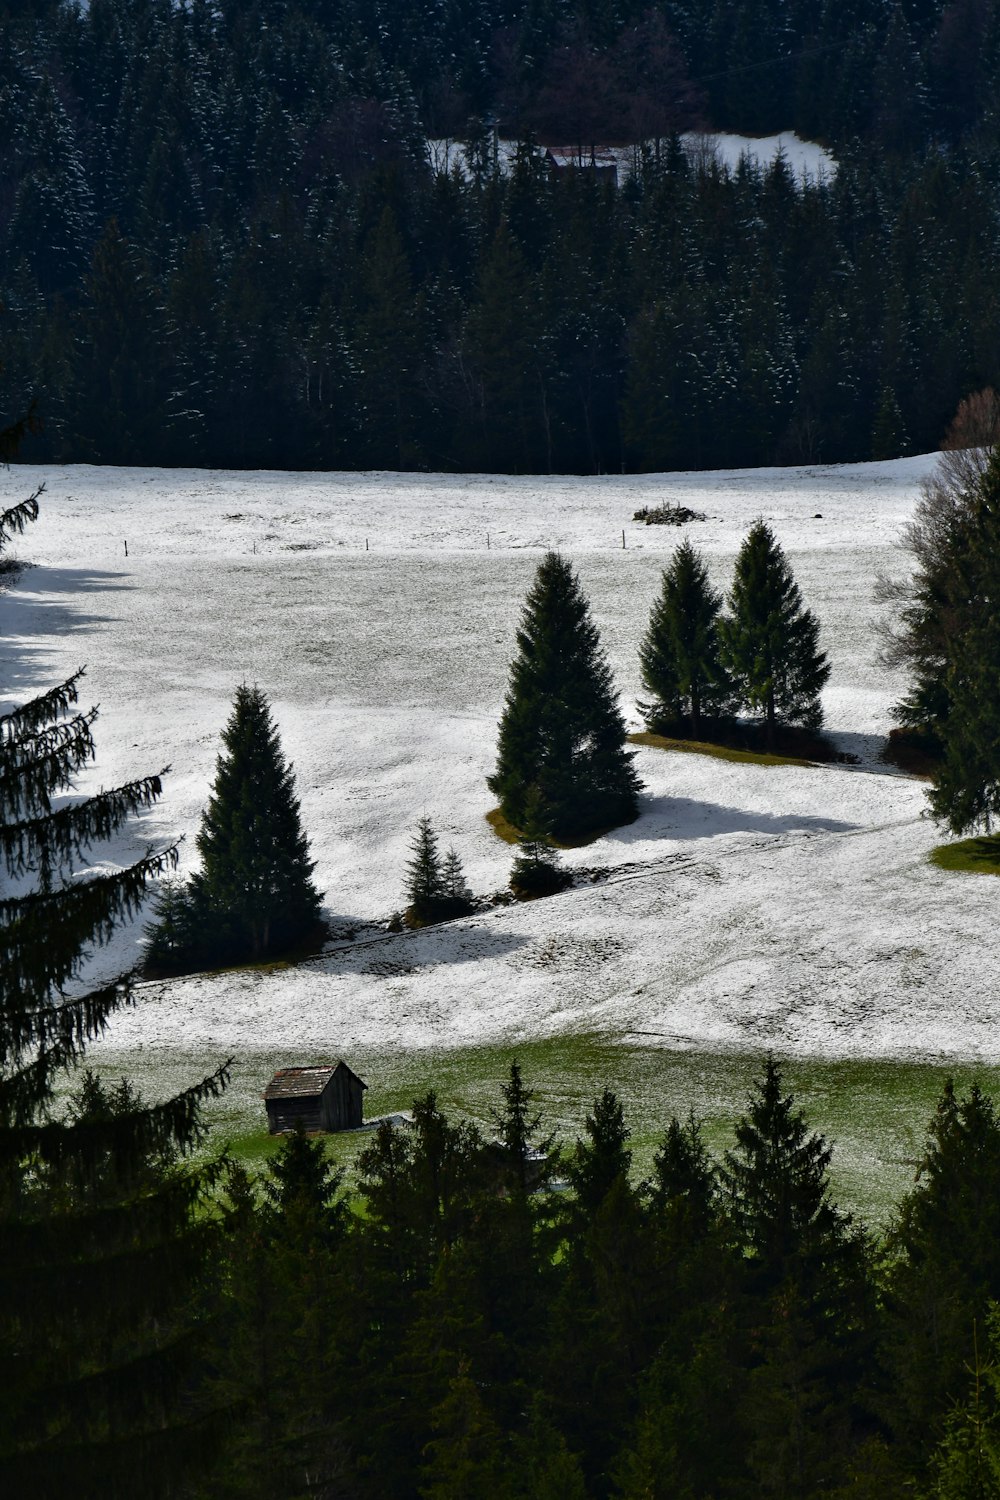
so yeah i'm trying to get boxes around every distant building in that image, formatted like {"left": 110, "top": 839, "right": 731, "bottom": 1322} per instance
{"left": 264, "top": 1061, "right": 367, "bottom": 1134}
{"left": 543, "top": 147, "right": 618, "bottom": 187}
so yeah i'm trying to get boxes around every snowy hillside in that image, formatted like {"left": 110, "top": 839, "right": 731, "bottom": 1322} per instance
{"left": 3, "top": 452, "right": 993, "bottom": 1071}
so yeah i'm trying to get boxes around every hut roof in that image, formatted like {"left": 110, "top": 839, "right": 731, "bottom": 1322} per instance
{"left": 264, "top": 1062, "right": 367, "bottom": 1101}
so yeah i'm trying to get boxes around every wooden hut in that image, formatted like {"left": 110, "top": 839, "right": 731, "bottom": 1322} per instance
{"left": 264, "top": 1061, "right": 367, "bottom": 1134}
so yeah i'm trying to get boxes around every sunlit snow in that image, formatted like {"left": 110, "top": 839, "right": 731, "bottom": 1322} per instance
{"left": 3, "top": 452, "right": 991, "bottom": 1068}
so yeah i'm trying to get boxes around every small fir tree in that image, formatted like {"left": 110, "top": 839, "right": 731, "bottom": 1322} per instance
{"left": 565, "top": 1087, "right": 632, "bottom": 1220}
{"left": 488, "top": 1059, "right": 556, "bottom": 1199}
{"left": 719, "top": 520, "right": 830, "bottom": 748}
{"left": 442, "top": 846, "right": 474, "bottom": 909}
{"left": 404, "top": 816, "right": 473, "bottom": 924}
{"left": 155, "top": 684, "right": 322, "bottom": 966}
{"left": 639, "top": 539, "right": 732, "bottom": 737}
{"left": 489, "top": 551, "right": 641, "bottom": 840}
{"left": 405, "top": 814, "right": 445, "bottom": 922}
{"left": 509, "top": 784, "right": 570, "bottom": 897}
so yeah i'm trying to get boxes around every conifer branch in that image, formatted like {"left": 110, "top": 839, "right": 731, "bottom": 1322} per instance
{"left": 0, "top": 771, "right": 170, "bottom": 878}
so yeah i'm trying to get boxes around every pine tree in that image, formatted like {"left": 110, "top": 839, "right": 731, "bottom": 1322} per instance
{"left": 884, "top": 1083, "right": 1000, "bottom": 1471}
{"left": 565, "top": 1087, "right": 632, "bottom": 1220}
{"left": 719, "top": 520, "right": 831, "bottom": 749}
{"left": 0, "top": 490, "right": 230, "bottom": 1490}
{"left": 488, "top": 1059, "right": 556, "bottom": 1200}
{"left": 639, "top": 539, "right": 732, "bottom": 737}
{"left": 405, "top": 814, "right": 444, "bottom": 914}
{"left": 441, "top": 845, "right": 474, "bottom": 912}
{"left": 207, "top": 1133, "right": 351, "bottom": 1497}
{"left": 509, "top": 784, "right": 570, "bottom": 898}
{"left": 161, "top": 683, "right": 322, "bottom": 965}
{"left": 404, "top": 814, "right": 473, "bottom": 925}
{"left": 489, "top": 552, "right": 641, "bottom": 841}
{"left": 720, "top": 1059, "right": 874, "bottom": 1497}
{"left": 927, "top": 446, "right": 1000, "bottom": 834}
{"left": 720, "top": 1055, "right": 845, "bottom": 1284}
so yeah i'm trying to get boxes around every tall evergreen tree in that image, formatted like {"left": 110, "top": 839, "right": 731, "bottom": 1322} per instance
{"left": 719, "top": 520, "right": 830, "bottom": 747}
{"left": 639, "top": 538, "right": 731, "bottom": 737}
{"left": 0, "top": 488, "right": 229, "bottom": 1491}
{"left": 405, "top": 813, "right": 445, "bottom": 922}
{"left": 489, "top": 551, "right": 641, "bottom": 840}
{"left": 884, "top": 1082, "right": 1000, "bottom": 1473}
{"left": 927, "top": 445, "right": 1000, "bottom": 833}
{"left": 157, "top": 683, "right": 322, "bottom": 966}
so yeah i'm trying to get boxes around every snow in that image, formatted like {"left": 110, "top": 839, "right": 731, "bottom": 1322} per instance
{"left": 686, "top": 131, "right": 836, "bottom": 182}
{"left": 3, "top": 450, "right": 992, "bottom": 1071}
{"left": 427, "top": 130, "right": 836, "bottom": 185}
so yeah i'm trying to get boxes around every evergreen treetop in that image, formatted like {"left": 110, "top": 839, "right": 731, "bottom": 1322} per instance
{"left": 639, "top": 538, "right": 731, "bottom": 737}
{"left": 719, "top": 520, "right": 830, "bottom": 747}
{"left": 489, "top": 551, "right": 641, "bottom": 840}
{"left": 720, "top": 1057, "right": 855, "bottom": 1292}
{"left": 180, "top": 683, "right": 322, "bottom": 962}
{"left": 927, "top": 445, "right": 1000, "bottom": 833}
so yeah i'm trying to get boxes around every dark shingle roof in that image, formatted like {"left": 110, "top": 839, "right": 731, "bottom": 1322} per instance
{"left": 264, "top": 1062, "right": 367, "bottom": 1100}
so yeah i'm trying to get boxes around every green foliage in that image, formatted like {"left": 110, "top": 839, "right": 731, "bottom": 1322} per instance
{"left": 928, "top": 448, "right": 1000, "bottom": 835}
{"left": 509, "top": 784, "right": 571, "bottom": 897}
{"left": 207, "top": 1137, "right": 352, "bottom": 1497}
{"left": 884, "top": 1083, "right": 1000, "bottom": 1471}
{"left": 639, "top": 538, "right": 732, "bottom": 737}
{"left": 565, "top": 1086, "right": 632, "bottom": 1220}
{"left": 0, "top": 488, "right": 230, "bottom": 1492}
{"left": 405, "top": 816, "right": 475, "bottom": 924}
{"left": 488, "top": 1059, "right": 557, "bottom": 1199}
{"left": 721, "top": 1055, "right": 848, "bottom": 1281}
{"left": 149, "top": 684, "right": 323, "bottom": 968}
{"left": 719, "top": 520, "right": 831, "bottom": 747}
{"left": 489, "top": 551, "right": 641, "bottom": 840}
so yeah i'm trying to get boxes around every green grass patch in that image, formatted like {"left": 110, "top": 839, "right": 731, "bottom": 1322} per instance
{"left": 930, "top": 835, "right": 1000, "bottom": 877}
{"left": 630, "top": 730, "right": 814, "bottom": 769}
{"left": 485, "top": 806, "right": 626, "bottom": 849}
{"left": 86, "top": 1035, "right": 1000, "bottom": 1228}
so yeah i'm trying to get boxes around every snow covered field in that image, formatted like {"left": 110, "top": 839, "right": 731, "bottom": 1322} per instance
{"left": 4, "top": 450, "right": 996, "bottom": 1096}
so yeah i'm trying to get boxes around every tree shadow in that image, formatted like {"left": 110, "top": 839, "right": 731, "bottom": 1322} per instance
{"left": 0, "top": 564, "right": 133, "bottom": 700}
{"left": 823, "top": 728, "right": 901, "bottom": 773}
{"left": 319, "top": 920, "right": 528, "bottom": 976}
{"left": 606, "top": 794, "right": 860, "bottom": 844}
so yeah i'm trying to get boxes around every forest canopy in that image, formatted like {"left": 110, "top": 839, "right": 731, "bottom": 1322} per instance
{"left": 2, "top": 0, "right": 1000, "bottom": 473}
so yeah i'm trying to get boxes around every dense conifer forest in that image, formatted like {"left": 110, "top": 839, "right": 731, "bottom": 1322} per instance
{"left": 3, "top": 0, "right": 1000, "bottom": 472}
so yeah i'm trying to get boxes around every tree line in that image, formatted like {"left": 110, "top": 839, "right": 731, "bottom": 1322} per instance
{"left": 3, "top": 0, "right": 1000, "bottom": 473}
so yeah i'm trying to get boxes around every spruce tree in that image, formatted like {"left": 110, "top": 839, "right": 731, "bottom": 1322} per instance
{"left": 442, "top": 846, "right": 472, "bottom": 906}
{"left": 927, "top": 446, "right": 1000, "bottom": 833}
{"left": 719, "top": 1055, "right": 846, "bottom": 1284}
{"left": 884, "top": 1083, "right": 1000, "bottom": 1470}
{"left": 0, "top": 491, "right": 229, "bottom": 1490}
{"left": 639, "top": 539, "right": 731, "bottom": 737}
{"left": 489, "top": 552, "right": 641, "bottom": 840}
{"left": 165, "top": 684, "right": 322, "bottom": 965}
{"left": 719, "top": 520, "right": 830, "bottom": 748}
{"left": 509, "top": 784, "right": 570, "bottom": 898}
{"left": 404, "top": 816, "right": 473, "bottom": 924}
{"left": 405, "top": 814, "right": 445, "bottom": 921}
